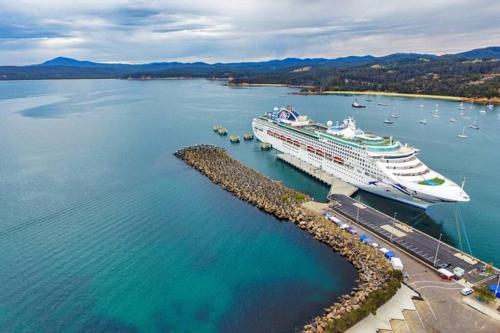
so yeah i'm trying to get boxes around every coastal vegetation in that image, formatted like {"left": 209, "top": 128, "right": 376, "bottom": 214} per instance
{"left": 174, "top": 145, "right": 402, "bottom": 332}
{"left": 473, "top": 283, "right": 496, "bottom": 303}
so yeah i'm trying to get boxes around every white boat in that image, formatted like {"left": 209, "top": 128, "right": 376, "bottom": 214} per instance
{"left": 419, "top": 119, "right": 427, "bottom": 125}
{"left": 487, "top": 103, "right": 494, "bottom": 110}
{"left": 449, "top": 118, "right": 457, "bottom": 123}
{"left": 458, "top": 126, "right": 468, "bottom": 138}
{"left": 252, "top": 106, "right": 470, "bottom": 208}
{"left": 479, "top": 109, "right": 487, "bottom": 114}
{"left": 383, "top": 118, "right": 395, "bottom": 124}
{"left": 352, "top": 99, "right": 366, "bottom": 108}
{"left": 469, "top": 117, "right": 479, "bottom": 130}
{"left": 459, "top": 102, "right": 465, "bottom": 110}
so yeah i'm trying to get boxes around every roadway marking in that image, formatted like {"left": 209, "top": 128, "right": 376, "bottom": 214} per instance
{"left": 410, "top": 279, "right": 460, "bottom": 285}
{"left": 424, "top": 299, "right": 437, "bottom": 321}
{"left": 415, "top": 285, "right": 463, "bottom": 291}
{"left": 380, "top": 224, "right": 407, "bottom": 237}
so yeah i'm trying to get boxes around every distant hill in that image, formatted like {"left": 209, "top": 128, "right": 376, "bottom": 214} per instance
{"left": 452, "top": 46, "right": 500, "bottom": 59}
{"left": 1, "top": 46, "right": 498, "bottom": 98}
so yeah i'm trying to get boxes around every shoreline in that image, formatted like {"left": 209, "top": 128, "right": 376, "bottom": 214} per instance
{"left": 295, "top": 90, "right": 500, "bottom": 105}
{"left": 174, "top": 145, "right": 401, "bottom": 333}
{"left": 227, "top": 82, "right": 314, "bottom": 89}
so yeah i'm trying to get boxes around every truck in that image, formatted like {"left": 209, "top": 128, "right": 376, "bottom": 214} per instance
{"left": 390, "top": 257, "right": 404, "bottom": 271}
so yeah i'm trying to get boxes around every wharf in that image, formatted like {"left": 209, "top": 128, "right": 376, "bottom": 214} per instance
{"left": 328, "top": 194, "right": 498, "bottom": 286}
{"left": 276, "top": 153, "right": 358, "bottom": 197}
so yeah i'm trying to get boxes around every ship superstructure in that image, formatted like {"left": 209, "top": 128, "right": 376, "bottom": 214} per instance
{"left": 252, "top": 106, "right": 470, "bottom": 208}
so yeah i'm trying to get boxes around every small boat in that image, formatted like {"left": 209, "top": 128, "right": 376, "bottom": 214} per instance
{"left": 377, "top": 103, "right": 389, "bottom": 106}
{"left": 352, "top": 99, "right": 366, "bottom": 108}
{"left": 487, "top": 103, "right": 494, "bottom": 110}
{"left": 469, "top": 117, "right": 479, "bottom": 130}
{"left": 217, "top": 127, "right": 227, "bottom": 136}
{"left": 390, "top": 109, "right": 398, "bottom": 119}
{"left": 479, "top": 109, "right": 487, "bottom": 114}
{"left": 383, "top": 118, "right": 394, "bottom": 124}
{"left": 419, "top": 119, "right": 427, "bottom": 125}
{"left": 449, "top": 118, "right": 457, "bottom": 123}
{"left": 365, "top": 99, "right": 372, "bottom": 102}
{"left": 458, "top": 126, "right": 467, "bottom": 138}
{"left": 243, "top": 133, "right": 254, "bottom": 140}
{"left": 260, "top": 142, "right": 272, "bottom": 150}
{"left": 213, "top": 125, "right": 221, "bottom": 132}
{"left": 458, "top": 101, "right": 465, "bottom": 110}
{"left": 229, "top": 135, "right": 240, "bottom": 143}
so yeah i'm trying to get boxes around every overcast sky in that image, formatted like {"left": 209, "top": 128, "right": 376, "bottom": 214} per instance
{"left": 1, "top": 0, "right": 499, "bottom": 65}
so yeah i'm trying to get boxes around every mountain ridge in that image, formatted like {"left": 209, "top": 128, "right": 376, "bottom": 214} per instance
{"left": 1, "top": 46, "right": 499, "bottom": 98}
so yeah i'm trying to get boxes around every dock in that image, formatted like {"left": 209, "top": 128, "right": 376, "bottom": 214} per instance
{"left": 276, "top": 153, "right": 358, "bottom": 197}
{"left": 276, "top": 152, "right": 498, "bottom": 286}
{"left": 328, "top": 193, "right": 498, "bottom": 286}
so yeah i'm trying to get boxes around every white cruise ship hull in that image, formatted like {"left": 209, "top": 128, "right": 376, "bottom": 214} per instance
{"left": 253, "top": 119, "right": 446, "bottom": 209}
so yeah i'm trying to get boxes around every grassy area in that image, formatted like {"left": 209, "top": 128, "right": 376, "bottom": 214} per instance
{"left": 326, "top": 270, "right": 403, "bottom": 333}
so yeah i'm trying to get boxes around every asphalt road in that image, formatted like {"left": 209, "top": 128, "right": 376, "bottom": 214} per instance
{"left": 328, "top": 194, "right": 489, "bottom": 284}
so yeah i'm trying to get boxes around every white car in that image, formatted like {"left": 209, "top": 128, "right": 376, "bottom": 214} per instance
{"left": 460, "top": 287, "right": 473, "bottom": 296}
{"left": 370, "top": 242, "right": 379, "bottom": 248}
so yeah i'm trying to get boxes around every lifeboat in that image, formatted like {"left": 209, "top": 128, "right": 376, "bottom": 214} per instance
{"left": 334, "top": 156, "right": 344, "bottom": 164}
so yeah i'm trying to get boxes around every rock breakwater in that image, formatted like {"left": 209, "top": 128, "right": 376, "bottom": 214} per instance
{"left": 174, "top": 145, "right": 401, "bottom": 333}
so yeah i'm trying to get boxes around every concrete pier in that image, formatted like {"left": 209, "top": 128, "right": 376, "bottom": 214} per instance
{"left": 276, "top": 153, "right": 358, "bottom": 197}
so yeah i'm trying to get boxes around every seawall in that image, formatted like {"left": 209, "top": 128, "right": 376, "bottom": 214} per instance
{"left": 174, "top": 145, "right": 402, "bottom": 333}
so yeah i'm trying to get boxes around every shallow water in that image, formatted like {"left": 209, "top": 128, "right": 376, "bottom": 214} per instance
{"left": 0, "top": 80, "right": 357, "bottom": 333}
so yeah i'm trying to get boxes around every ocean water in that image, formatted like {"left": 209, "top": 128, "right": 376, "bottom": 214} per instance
{"left": 0, "top": 80, "right": 357, "bottom": 333}
{"left": 0, "top": 80, "right": 498, "bottom": 332}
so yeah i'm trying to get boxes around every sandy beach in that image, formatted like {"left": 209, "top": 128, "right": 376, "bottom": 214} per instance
{"left": 297, "top": 90, "right": 500, "bottom": 105}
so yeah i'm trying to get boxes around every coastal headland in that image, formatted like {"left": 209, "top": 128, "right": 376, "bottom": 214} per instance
{"left": 174, "top": 145, "right": 402, "bottom": 333}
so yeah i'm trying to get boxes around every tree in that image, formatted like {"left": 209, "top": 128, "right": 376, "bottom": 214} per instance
{"left": 473, "top": 284, "right": 496, "bottom": 303}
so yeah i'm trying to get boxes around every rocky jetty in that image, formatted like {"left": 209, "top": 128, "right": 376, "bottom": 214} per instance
{"left": 174, "top": 145, "right": 401, "bottom": 333}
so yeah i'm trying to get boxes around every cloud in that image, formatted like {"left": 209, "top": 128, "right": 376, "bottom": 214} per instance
{"left": 0, "top": 0, "right": 499, "bottom": 65}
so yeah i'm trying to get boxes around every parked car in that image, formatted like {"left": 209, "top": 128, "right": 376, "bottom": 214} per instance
{"left": 436, "top": 262, "right": 452, "bottom": 269}
{"left": 460, "top": 287, "right": 473, "bottom": 296}
{"left": 346, "top": 227, "right": 358, "bottom": 235}
{"left": 370, "top": 242, "right": 379, "bottom": 248}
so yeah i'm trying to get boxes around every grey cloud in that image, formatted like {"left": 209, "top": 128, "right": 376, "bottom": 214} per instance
{"left": 0, "top": 0, "right": 498, "bottom": 65}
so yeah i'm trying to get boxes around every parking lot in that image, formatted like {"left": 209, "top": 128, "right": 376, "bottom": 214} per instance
{"left": 305, "top": 200, "right": 500, "bottom": 332}
{"left": 328, "top": 194, "right": 495, "bottom": 285}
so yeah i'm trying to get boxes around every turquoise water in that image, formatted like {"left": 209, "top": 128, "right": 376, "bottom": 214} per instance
{"left": 0, "top": 80, "right": 357, "bottom": 333}
{"left": 0, "top": 80, "right": 498, "bottom": 332}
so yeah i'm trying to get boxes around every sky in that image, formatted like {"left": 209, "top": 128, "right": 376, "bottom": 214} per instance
{"left": 0, "top": 0, "right": 499, "bottom": 65}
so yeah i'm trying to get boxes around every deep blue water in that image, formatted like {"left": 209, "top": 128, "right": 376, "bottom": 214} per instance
{"left": 0, "top": 79, "right": 498, "bottom": 332}
{"left": 0, "top": 80, "right": 357, "bottom": 333}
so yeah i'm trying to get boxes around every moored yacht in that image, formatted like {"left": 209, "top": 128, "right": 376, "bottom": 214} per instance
{"left": 252, "top": 106, "right": 470, "bottom": 208}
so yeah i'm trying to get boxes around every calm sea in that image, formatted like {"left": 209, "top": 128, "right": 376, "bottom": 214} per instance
{"left": 0, "top": 79, "right": 357, "bottom": 333}
{"left": 0, "top": 79, "right": 498, "bottom": 332}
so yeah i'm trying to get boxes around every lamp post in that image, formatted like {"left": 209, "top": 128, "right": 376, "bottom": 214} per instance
{"left": 433, "top": 233, "right": 443, "bottom": 267}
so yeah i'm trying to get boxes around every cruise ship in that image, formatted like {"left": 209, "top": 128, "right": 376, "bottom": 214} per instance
{"left": 252, "top": 106, "right": 470, "bottom": 208}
